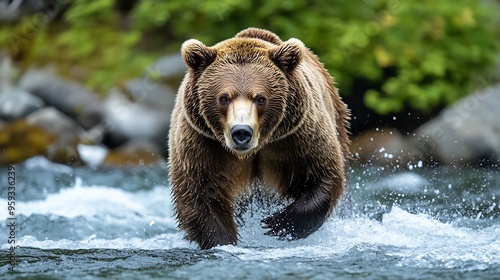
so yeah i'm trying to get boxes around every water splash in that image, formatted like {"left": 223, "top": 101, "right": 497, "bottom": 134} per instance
{"left": 0, "top": 162, "right": 499, "bottom": 277}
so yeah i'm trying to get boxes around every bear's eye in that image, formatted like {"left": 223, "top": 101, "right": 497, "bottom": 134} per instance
{"left": 256, "top": 96, "right": 267, "bottom": 106}
{"left": 219, "top": 95, "right": 230, "bottom": 105}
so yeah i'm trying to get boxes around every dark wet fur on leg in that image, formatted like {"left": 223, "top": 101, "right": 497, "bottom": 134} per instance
{"left": 261, "top": 194, "right": 331, "bottom": 239}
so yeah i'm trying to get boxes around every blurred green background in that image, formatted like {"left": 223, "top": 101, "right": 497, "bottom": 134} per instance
{"left": 1, "top": 0, "right": 499, "bottom": 130}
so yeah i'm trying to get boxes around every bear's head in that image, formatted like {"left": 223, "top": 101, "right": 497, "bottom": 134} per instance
{"left": 181, "top": 30, "right": 306, "bottom": 159}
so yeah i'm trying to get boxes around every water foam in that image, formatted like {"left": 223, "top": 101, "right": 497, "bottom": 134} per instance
{"left": 12, "top": 233, "right": 193, "bottom": 250}
{"left": 1, "top": 177, "right": 173, "bottom": 221}
{"left": 1, "top": 177, "right": 185, "bottom": 249}
{"left": 2, "top": 172, "right": 499, "bottom": 270}
{"left": 23, "top": 156, "right": 73, "bottom": 174}
{"left": 224, "top": 206, "right": 500, "bottom": 269}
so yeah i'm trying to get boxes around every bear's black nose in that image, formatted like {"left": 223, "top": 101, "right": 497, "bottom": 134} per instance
{"left": 231, "top": 124, "right": 253, "bottom": 148}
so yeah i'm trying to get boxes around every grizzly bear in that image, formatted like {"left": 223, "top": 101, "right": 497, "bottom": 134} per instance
{"left": 169, "top": 28, "right": 350, "bottom": 249}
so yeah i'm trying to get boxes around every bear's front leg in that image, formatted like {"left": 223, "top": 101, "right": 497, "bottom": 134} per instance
{"left": 175, "top": 181, "right": 237, "bottom": 249}
{"left": 170, "top": 138, "right": 239, "bottom": 249}
{"left": 261, "top": 175, "right": 343, "bottom": 239}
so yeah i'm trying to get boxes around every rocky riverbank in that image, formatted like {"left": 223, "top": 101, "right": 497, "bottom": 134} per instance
{"left": 1, "top": 54, "right": 499, "bottom": 168}
{"left": 0, "top": 53, "right": 184, "bottom": 167}
{"left": 351, "top": 85, "right": 500, "bottom": 168}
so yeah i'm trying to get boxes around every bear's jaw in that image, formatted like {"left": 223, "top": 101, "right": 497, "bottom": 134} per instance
{"left": 224, "top": 139, "right": 259, "bottom": 159}
{"left": 231, "top": 148, "right": 257, "bottom": 160}
{"left": 222, "top": 134, "right": 259, "bottom": 159}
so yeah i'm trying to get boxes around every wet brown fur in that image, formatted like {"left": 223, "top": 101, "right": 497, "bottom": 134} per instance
{"left": 169, "top": 28, "right": 350, "bottom": 249}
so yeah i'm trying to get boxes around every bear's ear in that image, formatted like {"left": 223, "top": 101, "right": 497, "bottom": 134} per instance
{"left": 181, "top": 39, "right": 217, "bottom": 70}
{"left": 268, "top": 38, "right": 304, "bottom": 72}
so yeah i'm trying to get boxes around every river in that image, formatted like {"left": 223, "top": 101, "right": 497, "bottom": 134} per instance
{"left": 1, "top": 156, "right": 499, "bottom": 279}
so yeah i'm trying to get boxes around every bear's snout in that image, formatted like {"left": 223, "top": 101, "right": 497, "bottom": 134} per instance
{"left": 224, "top": 98, "right": 259, "bottom": 156}
{"left": 231, "top": 124, "right": 253, "bottom": 149}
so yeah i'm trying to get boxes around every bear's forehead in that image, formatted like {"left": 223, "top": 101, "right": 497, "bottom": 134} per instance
{"left": 202, "top": 63, "right": 279, "bottom": 94}
{"left": 213, "top": 38, "right": 275, "bottom": 63}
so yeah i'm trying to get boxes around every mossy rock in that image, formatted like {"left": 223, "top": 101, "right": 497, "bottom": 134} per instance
{"left": 350, "top": 127, "right": 425, "bottom": 168}
{"left": 103, "top": 150, "right": 161, "bottom": 167}
{"left": 0, "top": 119, "right": 84, "bottom": 166}
{"left": 0, "top": 120, "right": 55, "bottom": 164}
{"left": 103, "top": 139, "right": 165, "bottom": 167}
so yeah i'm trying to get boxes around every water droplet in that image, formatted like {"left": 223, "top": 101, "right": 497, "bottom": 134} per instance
{"left": 475, "top": 212, "right": 482, "bottom": 220}
{"left": 83, "top": 234, "right": 96, "bottom": 243}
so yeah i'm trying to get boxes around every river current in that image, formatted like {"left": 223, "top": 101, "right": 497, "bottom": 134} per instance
{"left": 1, "top": 156, "right": 499, "bottom": 279}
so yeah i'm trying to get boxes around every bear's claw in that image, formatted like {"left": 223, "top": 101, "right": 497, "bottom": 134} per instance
{"left": 261, "top": 211, "right": 298, "bottom": 239}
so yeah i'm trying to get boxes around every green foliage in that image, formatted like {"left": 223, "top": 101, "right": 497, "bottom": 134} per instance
{"left": 131, "top": 0, "right": 499, "bottom": 114}
{"left": 356, "top": 0, "right": 500, "bottom": 114}
{"left": 37, "top": 0, "right": 153, "bottom": 92}
{"left": 1, "top": 0, "right": 153, "bottom": 93}
{"left": 134, "top": 0, "right": 500, "bottom": 114}
{"left": 1, "top": 0, "right": 498, "bottom": 113}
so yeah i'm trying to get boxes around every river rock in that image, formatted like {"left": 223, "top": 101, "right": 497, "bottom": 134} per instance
{"left": 18, "top": 69, "right": 103, "bottom": 129}
{"left": 0, "top": 120, "right": 55, "bottom": 165}
{"left": 103, "top": 138, "right": 166, "bottom": 167}
{"left": 26, "top": 107, "right": 84, "bottom": 166}
{"left": 124, "top": 78, "right": 177, "bottom": 111}
{"left": 350, "top": 127, "right": 424, "bottom": 168}
{"left": 144, "top": 52, "right": 186, "bottom": 86}
{"left": 0, "top": 0, "right": 65, "bottom": 22}
{"left": 102, "top": 87, "right": 171, "bottom": 153}
{"left": 413, "top": 84, "right": 500, "bottom": 165}
{"left": 0, "top": 1, "right": 22, "bottom": 22}
{"left": 0, "top": 84, "right": 44, "bottom": 120}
